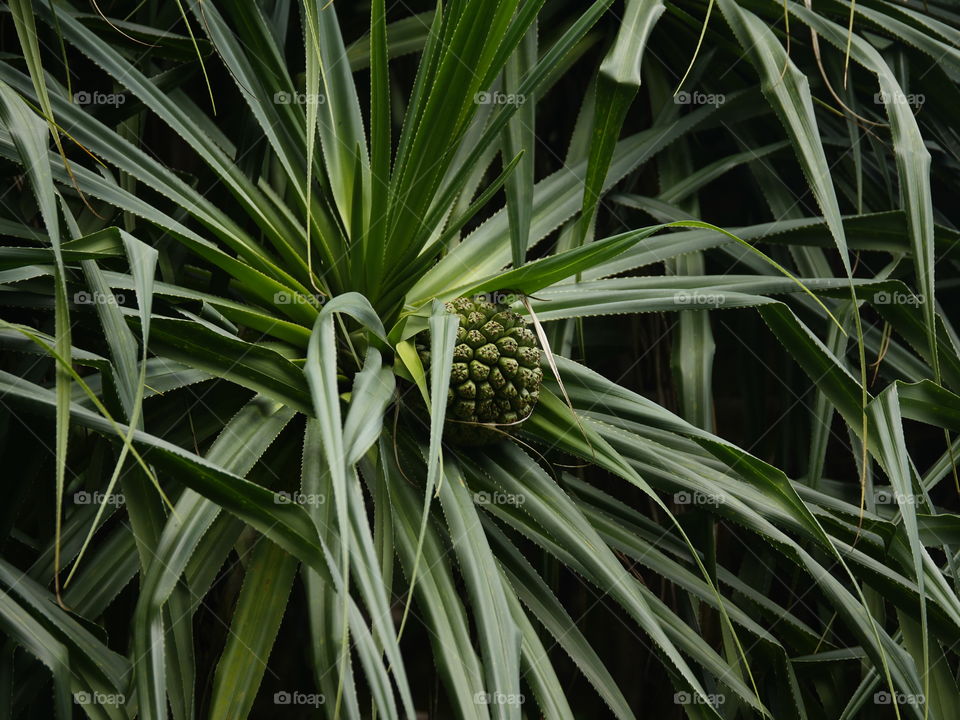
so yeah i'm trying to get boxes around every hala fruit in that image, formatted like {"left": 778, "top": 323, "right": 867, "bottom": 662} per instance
{"left": 421, "top": 295, "right": 543, "bottom": 444}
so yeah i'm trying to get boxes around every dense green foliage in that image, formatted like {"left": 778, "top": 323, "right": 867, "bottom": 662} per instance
{"left": 2, "top": 0, "right": 960, "bottom": 717}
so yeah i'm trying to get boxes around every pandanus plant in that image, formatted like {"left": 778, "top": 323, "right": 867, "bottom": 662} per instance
{"left": 2, "top": 0, "right": 960, "bottom": 718}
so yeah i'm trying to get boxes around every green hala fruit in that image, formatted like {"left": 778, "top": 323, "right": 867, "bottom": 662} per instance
{"left": 420, "top": 295, "right": 543, "bottom": 445}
